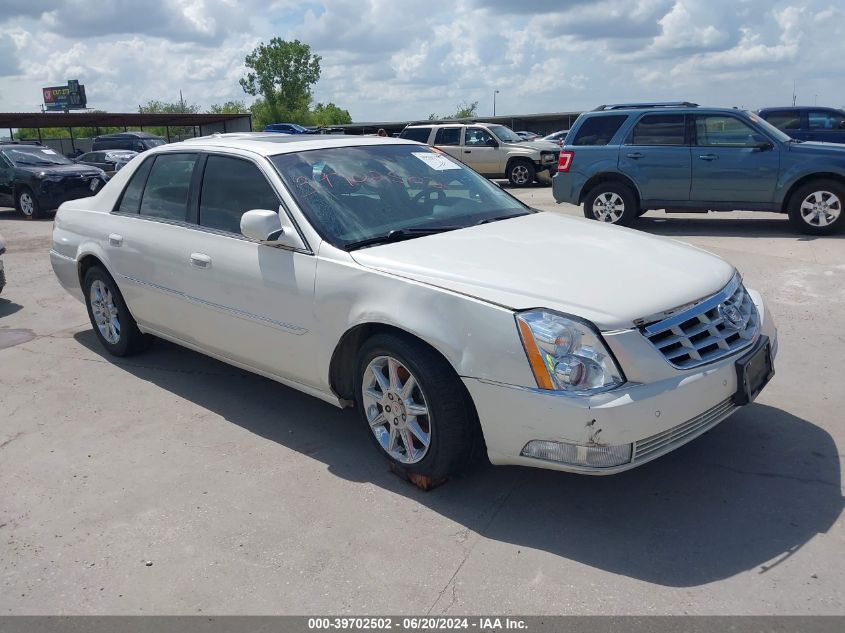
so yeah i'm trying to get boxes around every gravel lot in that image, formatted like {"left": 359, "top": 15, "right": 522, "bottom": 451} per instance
{"left": 1, "top": 190, "right": 843, "bottom": 615}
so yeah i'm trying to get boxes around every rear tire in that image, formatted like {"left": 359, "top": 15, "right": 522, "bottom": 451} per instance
{"left": 16, "top": 187, "right": 42, "bottom": 220}
{"left": 355, "top": 333, "right": 477, "bottom": 481}
{"left": 507, "top": 159, "right": 535, "bottom": 187}
{"left": 83, "top": 266, "right": 151, "bottom": 356}
{"left": 583, "top": 182, "right": 638, "bottom": 227}
{"left": 787, "top": 179, "right": 844, "bottom": 235}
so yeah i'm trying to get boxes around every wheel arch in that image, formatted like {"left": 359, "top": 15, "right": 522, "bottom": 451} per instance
{"left": 781, "top": 172, "right": 845, "bottom": 212}
{"left": 76, "top": 247, "right": 118, "bottom": 289}
{"left": 579, "top": 172, "right": 642, "bottom": 205}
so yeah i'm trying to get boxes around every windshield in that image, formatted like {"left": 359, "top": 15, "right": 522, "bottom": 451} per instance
{"left": 271, "top": 144, "right": 531, "bottom": 249}
{"left": 2, "top": 146, "right": 73, "bottom": 166}
{"left": 487, "top": 125, "right": 523, "bottom": 143}
{"left": 144, "top": 139, "right": 167, "bottom": 148}
{"left": 744, "top": 111, "right": 791, "bottom": 143}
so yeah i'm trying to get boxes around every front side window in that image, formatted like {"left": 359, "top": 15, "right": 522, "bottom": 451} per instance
{"left": 434, "top": 127, "right": 461, "bottom": 146}
{"left": 808, "top": 110, "right": 845, "bottom": 130}
{"left": 138, "top": 153, "right": 198, "bottom": 221}
{"left": 570, "top": 115, "right": 627, "bottom": 146}
{"left": 630, "top": 114, "right": 686, "bottom": 145}
{"left": 695, "top": 115, "right": 764, "bottom": 147}
{"left": 763, "top": 110, "right": 801, "bottom": 131}
{"left": 199, "top": 155, "right": 280, "bottom": 234}
{"left": 271, "top": 144, "right": 530, "bottom": 250}
{"left": 464, "top": 127, "right": 495, "bottom": 146}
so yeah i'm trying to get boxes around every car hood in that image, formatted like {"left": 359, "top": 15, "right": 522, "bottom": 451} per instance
{"left": 503, "top": 140, "right": 560, "bottom": 152}
{"left": 350, "top": 213, "right": 735, "bottom": 330}
{"left": 17, "top": 163, "right": 104, "bottom": 177}
{"left": 786, "top": 140, "right": 845, "bottom": 156}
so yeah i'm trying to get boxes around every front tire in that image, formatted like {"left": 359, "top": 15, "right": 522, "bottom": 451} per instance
{"left": 83, "top": 266, "right": 150, "bottom": 356}
{"left": 16, "top": 187, "right": 42, "bottom": 220}
{"left": 356, "top": 333, "right": 476, "bottom": 480}
{"left": 583, "top": 182, "right": 639, "bottom": 226}
{"left": 787, "top": 179, "right": 844, "bottom": 235}
{"left": 507, "top": 159, "right": 535, "bottom": 187}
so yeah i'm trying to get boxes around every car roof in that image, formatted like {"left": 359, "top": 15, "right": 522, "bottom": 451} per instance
{"left": 581, "top": 106, "right": 744, "bottom": 117}
{"left": 162, "top": 132, "right": 421, "bottom": 157}
{"left": 95, "top": 132, "right": 163, "bottom": 139}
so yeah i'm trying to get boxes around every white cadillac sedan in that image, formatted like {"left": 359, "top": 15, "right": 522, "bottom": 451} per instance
{"left": 50, "top": 133, "right": 777, "bottom": 479}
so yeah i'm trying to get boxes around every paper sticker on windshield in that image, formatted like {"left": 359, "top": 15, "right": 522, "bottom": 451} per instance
{"left": 41, "top": 149, "right": 57, "bottom": 155}
{"left": 412, "top": 152, "right": 461, "bottom": 170}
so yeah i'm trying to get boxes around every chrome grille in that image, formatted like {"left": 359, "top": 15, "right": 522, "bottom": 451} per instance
{"left": 633, "top": 397, "right": 738, "bottom": 462}
{"left": 641, "top": 275, "right": 760, "bottom": 369}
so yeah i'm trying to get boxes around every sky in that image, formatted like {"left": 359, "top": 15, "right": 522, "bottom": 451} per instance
{"left": 0, "top": 0, "right": 843, "bottom": 122}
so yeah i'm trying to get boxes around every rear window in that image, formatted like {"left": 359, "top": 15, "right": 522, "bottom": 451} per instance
{"left": 399, "top": 127, "right": 432, "bottom": 143}
{"left": 571, "top": 115, "right": 627, "bottom": 146}
{"left": 762, "top": 110, "right": 801, "bottom": 131}
{"left": 630, "top": 114, "right": 686, "bottom": 145}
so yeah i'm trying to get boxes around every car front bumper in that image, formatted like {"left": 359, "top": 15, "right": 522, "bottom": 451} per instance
{"left": 37, "top": 177, "right": 105, "bottom": 211}
{"left": 464, "top": 295, "right": 778, "bottom": 475}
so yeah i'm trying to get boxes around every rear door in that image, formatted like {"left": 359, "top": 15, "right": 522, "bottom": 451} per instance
{"left": 432, "top": 127, "right": 463, "bottom": 163}
{"left": 806, "top": 109, "right": 845, "bottom": 144}
{"left": 690, "top": 113, "right": 780, "bottom": 203}
{"left": 618, "top": 113, "right": 691, "bottom": 202}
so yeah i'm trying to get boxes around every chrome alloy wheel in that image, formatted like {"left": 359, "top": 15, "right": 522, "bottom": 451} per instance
{"left": 89, "top": 280, "right": 121, "bottom": 344}
{"left": 592, "top": 192, "right": 625, "bottom": 222}
{"left": 19, "top": 192, "right": 34, "bottom": 216}
{"left": 362, "top": 355, "right": 431, "bottom": 464}
{"left": 511, "top": 164, "right": 531, "bottom": 185}
{"left": 800, "top": 190, "right": 841, "bottom": 227}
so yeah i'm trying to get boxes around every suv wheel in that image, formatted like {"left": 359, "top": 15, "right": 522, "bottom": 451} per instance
{"left": 507, "top": 160, "right": 535, "bottom": 187}
{"left": 583, "top": 182, "right": 638, "bottom": 227}
{"left": 788, "top": 180, "right": 844, "bottom": 235}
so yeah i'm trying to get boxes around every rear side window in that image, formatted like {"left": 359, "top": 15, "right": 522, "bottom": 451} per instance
{"left": 630, "top": 114, "right": 686, "bottom": 145}
{"left": 434, "top": 127, "right": 461, "bottom": 146}
{"left": 571, "top": 115, "right": 627, "bottom": 146}
{"left": 116, "top": 157, "right": 154, "bottom": 214}
{"left": 199, "top": 155, "right": 280, "bottom": 234}
{"left": 399, "top": 127, "right": 432, "bottom": 143}
{"left": 763, "top": 110, "right": 801, "bottom": 131}
{"left": 808, "top": 110, "right": 845, "bottom": 130}
{"left": 139, "top": 153, "right": 198, "bottom": 221}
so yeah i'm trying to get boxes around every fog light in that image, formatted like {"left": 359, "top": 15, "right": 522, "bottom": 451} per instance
{"left": 521, "top": 439, "right": 632, "bottom": 468}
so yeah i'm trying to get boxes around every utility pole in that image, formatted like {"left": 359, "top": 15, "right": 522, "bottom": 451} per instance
{"left": 792, "top": 80, "right": 797, "bottom": 107}
{"left": 179, "top": 90, "right": 186, "bottom": 113}
{"left": 493, "top": 89, "right": 500, "bottom": 117}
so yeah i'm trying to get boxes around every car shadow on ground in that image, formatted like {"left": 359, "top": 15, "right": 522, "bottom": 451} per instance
{"left": 635, "top": 214, "right": 845, "bottom": 240}
{"left": 75, "top": 330, "right": 843, "bottom": 588}
{"left": 0, "top": 298, "right": 24, "bottom": 318}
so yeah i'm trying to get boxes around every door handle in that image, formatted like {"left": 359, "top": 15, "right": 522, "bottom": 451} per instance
{"left": 626, "top": 152, "right": 644, "bottom": 159}
{"left": 108, "top": 233, "right": 123, "bottom": 247}
{"left": 189, "top": 253, "right": 212, "bottom": 268}
{"left": 464, "top": 150, "right": 471, "bottom": 153}
{"left": 698, "top": 154, "right": 717, "bottom": 161}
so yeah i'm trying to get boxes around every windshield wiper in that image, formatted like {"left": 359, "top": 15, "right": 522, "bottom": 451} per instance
{"left": 475, "top": 212, "right": 529, "bottom": 225}
{"left": 345, "top": 226, "right": 463, "bottom": 250}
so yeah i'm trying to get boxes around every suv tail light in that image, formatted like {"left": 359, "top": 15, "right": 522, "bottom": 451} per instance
{"left": 557, "top": 151, "right": 574, "bottom": 173}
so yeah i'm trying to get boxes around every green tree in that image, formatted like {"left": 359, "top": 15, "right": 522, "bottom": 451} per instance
{"left": 310, "top": 102, "right": 352, "bottom": 126}
{"left": 207, "top": 100, "right": 249, "bottom": 114}
{"left": 240, "top": 38, "right": 321, "bottom": 125}
{"left": 426, "top": 101, "right": 479, "bottom": 121}
{"left": 138, "top": 98, "right": 201, "bottom": 137}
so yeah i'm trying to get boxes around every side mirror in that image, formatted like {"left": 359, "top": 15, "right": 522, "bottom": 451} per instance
{"left": 753, "top": 140, "right": 774, "bottom": 151}
{"left": 839, "top": 120, "right": 845, "bottom": 130}
{"left": 240, "top": 209, "right": 303, "bottom": 249}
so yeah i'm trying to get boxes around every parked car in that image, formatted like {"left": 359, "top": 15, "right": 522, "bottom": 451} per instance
{"left": 400, "top": 121, "right": 560, "bottom": 186}
{"left": 264, "top": 123, "right": 314, "bottom": 134}
{"left": 75, "top": 150, "right": 138, "bottom": 175}
{"left": 758, "top": 107, "right": 845, "bottom": 144}
{"left": 92, "top": 132, "right": 166, "bottom": 153}
{"left": 0, "top": 143, "right": 108, "bottom": 219}
{"left": 542, "top": 129, "right": 569, "bottom": 146}
{"left": 516, "top": 131, "right": 541, "bottom": 141}
{"left": 50, "top": 134, "right": 777, "bottom": 480}
{"left": 553, "top": 102, "right": 845, "bottom": 235}
{"left": 0, "top": 231, "right": 5, "bottom": 294}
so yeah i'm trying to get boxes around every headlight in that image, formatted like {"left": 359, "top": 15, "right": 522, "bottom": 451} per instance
{"left": 38, "top": 172, "right": 64, "bottom": 183}
{"left": 540, "top": 152, "right": 556, "bottom": 163}
{"left": 516, "top": 310, "right": 624, "bottom": 393}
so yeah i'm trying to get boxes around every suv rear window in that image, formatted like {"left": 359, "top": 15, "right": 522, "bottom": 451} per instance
{"left": 571, "top": 115, "right": 627, "bottom": 146}
{"left": 399, "top": 127, "right": 432, "bottom": 143}
{"left": 630, "top": 114, "right": 686, "bottom": 145}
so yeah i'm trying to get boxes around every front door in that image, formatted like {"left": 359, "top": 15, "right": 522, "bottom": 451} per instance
{"left": 180, "top": 153, "right": 319, "bottom": 387}
{"left": 690, "top": 114, "right": 780, "bottom": 204}
{"left": 617, "top": 113, "right": 691, "bottom": 202}
{"left": 0, "top": 152, "right": 14, "bottom": 206}
{"left": 462, "top": 127, "right": 500, "bottom": 175}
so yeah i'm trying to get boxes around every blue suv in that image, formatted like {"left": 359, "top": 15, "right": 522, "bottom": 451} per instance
{"left": 552, "top": 102, "right": 845, "bottom": 235}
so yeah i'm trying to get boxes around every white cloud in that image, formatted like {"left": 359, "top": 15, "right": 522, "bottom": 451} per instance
{"left": 0, "top": 0, "right": 843, "bottom": 120}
